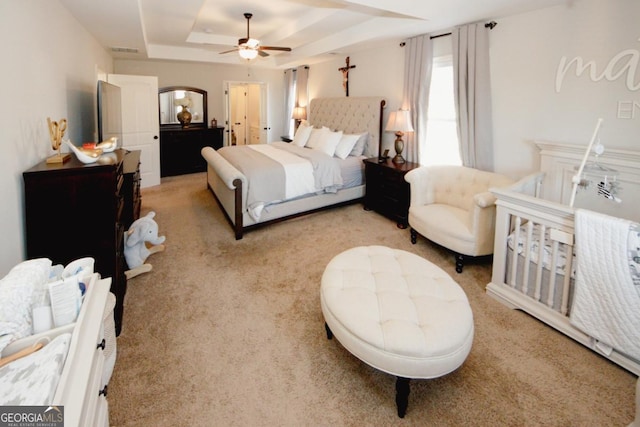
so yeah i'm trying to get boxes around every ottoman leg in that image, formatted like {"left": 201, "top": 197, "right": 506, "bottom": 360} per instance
{"left": 395, "top": 377, "right": 410, "bottom": 418}
{"left": 324, "top": 322, "right": 333, "bottom": 340}
{"left": 455, "top": 253, "right": 465, "bottom": 273}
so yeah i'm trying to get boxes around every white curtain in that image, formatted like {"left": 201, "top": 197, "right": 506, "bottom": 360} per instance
{"left": 283, "top": 69, "right": 296, "bottom": 137}
{"left": 283, "top": 66, "right": 309, "bottom": 137}
{"left": 296, "top": 66, "right": 309, "bottom": 111}
{"left": 402, "top": 34, "right": 433, "bottom": 164}
{"left": 452, "top": 23, "right": 494, "bottom": 171}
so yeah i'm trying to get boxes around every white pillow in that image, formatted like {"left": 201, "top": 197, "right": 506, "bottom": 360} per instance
{"left": 334, "top": 133, "right": 361, "bottom": 159}
{"left": 349, "top": 133, "right": 369, "bottom": 157}
{"left": 305, "top": 127, "right": 329, "bottom": 149}
{"left": 292, "top": 122, "right": 312, "bottom": 147}
{"left": 313, "top": 130, "right": 343, "bottom": 157}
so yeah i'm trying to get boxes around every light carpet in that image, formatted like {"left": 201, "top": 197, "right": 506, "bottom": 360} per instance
{"left": 109, "top": 172, "right": 636, "bottom": 426}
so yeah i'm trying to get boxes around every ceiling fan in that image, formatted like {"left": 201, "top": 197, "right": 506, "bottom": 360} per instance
{"left": 220, "top": 13, "right": 292, "bottom": 59}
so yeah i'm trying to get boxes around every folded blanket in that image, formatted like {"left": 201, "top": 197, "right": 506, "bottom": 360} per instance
{"left": 570, "top": 209, "right": 640, "bottom": 360}
{"left": 0, "top": 259, "right": 52, "bottom": 354}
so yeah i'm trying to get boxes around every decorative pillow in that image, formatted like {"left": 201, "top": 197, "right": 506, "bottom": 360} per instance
{"left": 334, "top": 133, "right": 361, "bottom": 159}
{"left": 292, "top": 122, "right": 312, "bottom": 147}
{"left": 348, "top": 132, "right": 369, "bottom": 157}
{"left": 305, "top": 127, "right": 329, "bottom": 149}
{"left": 313, "top": 130, "right": 343, "bottom": 157}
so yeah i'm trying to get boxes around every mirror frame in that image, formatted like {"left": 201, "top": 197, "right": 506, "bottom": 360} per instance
{"left": 159, "top": 86, "right": 208, "bottom": 129}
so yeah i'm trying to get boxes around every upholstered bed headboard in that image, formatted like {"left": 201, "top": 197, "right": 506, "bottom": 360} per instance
{"left": 309, "top": 97, "right": 386, "bottom": 158}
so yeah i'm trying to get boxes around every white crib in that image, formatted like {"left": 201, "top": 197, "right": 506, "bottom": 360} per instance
{"left": 486, "top": 140, "right": 640, "bottom": 377}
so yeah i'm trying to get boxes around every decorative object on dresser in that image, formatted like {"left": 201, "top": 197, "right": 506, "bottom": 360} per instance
{"left": 385, "top": 109, "right": 414, "bottom": 164}
{"left": 46, "top": 117, "right": 71, "bottom": 164}
{"left": 201, "top": 96, "right": 386, "bottom": 239}
{"left": 363, "top": 157, "right": 420, "bottom": 228}
{"left": 175, "top": 96, "right": 192, "bottom": 128}
{"left": 22, "top": 149, "right": 141, "bottom": 336}
{"left": 63, "top": 139, "right": 103, "bottom": 164}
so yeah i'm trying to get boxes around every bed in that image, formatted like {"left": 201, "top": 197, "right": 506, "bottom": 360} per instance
{"left": 201, "top": 97, "right": 385, "bottom": 239}
{"left": 486, "top": 140, "right": 640, "bottom": 376}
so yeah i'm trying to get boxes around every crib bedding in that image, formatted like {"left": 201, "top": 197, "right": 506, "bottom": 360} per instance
{"left": 507, "top": 224, "right": 575, "bottom": 277}
{"left": 507, "top": 221, "right": 640, "bottom": 284}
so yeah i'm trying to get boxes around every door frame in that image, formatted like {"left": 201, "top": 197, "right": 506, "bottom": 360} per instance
{"left": 223, "top": 80, "right": 268, "bottom": 146}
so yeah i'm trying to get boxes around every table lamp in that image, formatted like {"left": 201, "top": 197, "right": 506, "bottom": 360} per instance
{"left": 385, "top": 109, "right": 414, "bottom": 164}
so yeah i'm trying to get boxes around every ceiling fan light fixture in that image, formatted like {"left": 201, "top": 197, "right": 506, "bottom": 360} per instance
{"left": 238, "top": 47, "right": 258, "bottom": 60}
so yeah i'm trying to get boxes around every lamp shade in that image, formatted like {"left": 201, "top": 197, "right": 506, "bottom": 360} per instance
{"left": 292, "top": 106, "right": 307, "bottom": 120}
{"left": 385, "top": 109, "right": 414, "bottom": 133}
{"left": 239, "top": 47, "right": 258, "bottom": 60}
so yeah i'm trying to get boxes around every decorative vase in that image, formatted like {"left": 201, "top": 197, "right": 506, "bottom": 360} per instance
{"left": 177, "top": 107, "right": 192, "bottom": 128}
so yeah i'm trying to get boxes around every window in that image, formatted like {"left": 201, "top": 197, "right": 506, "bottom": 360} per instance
{"left": 424, "top": 55, "right": 461, "bottom": 166}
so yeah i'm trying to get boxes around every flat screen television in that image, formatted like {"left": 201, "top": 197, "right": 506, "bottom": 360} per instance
{"left": 97, "top": 80, "right": 123, "bottom": 146}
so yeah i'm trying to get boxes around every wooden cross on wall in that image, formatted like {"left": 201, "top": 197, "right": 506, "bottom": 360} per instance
{"left": 338, "top": 56, "right": 356, "bottom": 97}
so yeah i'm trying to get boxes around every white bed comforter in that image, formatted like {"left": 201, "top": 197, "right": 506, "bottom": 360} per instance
{"left": 248, "top": 144, "right": 316, "bottom": 199}
{"left": 219, "top": 142, "right": 343, "bottom": 221}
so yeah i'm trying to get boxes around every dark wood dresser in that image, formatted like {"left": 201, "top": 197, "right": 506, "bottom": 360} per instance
{"left": 160, "top": 126, "right": 224, "bottom": 176}
{"left": 363, "top": 157, "right": 421, "bottom": 228}
{"left": 23, "top": 149, "right": 141, "bottom": 335}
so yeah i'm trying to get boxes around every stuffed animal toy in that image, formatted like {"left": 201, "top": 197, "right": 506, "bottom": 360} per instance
{"left": 124, "top": 211, "right": 166, "bottom": 279}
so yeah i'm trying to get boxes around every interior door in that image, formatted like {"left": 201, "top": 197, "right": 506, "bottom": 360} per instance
{"left": 107, "top": 74, "right": 160, "bottom": 188}
{"left": 231, "top": 86, "right": 247, "bottom": 145}
{"left": 224, "top": 81, "right": 268, "bottom": 146}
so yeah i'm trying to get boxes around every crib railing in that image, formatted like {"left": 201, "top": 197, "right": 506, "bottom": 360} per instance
{"left": 505, "top": 211, "right": 575, "bottom": 315}
{"left": 488, "top": 180, "right": 575, "bottom": 317}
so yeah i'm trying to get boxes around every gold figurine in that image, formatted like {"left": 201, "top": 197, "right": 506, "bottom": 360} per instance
{"left": 46, "top": 117, "right": 71, "bottom": 164}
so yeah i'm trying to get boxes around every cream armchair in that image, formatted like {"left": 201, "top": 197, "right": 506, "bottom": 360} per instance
{"left": 404, "top": 165, "right": 514, "bottom": 273}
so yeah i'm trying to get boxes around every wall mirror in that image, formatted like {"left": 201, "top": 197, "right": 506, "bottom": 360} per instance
{"left": 159, "top": 86, "right": 207, "bottom": 127}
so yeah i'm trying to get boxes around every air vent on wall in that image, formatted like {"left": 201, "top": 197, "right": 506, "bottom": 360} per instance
{"left": 111, "top": 47, "right": 139, "bottom": 53}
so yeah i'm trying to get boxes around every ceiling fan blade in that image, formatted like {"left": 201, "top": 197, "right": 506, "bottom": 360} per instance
{"left": 219, "top": 48, "right": 239, "bottom": 55}
{"left": 260, "top": 46, "right": 292, "bottom": 52}
{"left": 258, "top": 50, "right": 269, "bottom": 57}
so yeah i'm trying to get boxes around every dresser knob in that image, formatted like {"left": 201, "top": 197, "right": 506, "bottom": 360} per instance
{"left": 97, "top": 339, "right": 106, "bottom": 350}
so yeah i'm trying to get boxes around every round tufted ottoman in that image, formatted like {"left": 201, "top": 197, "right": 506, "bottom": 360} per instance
{"left": 320, "top": 245, "right": 474, "bottom": 418}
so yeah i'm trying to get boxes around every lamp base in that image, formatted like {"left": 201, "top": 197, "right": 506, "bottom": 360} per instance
{"left": 392, "top": 154, "right": 405, "bottom": 164}
{"left": 393, "top": 132, "right": 405, "bottom": 164}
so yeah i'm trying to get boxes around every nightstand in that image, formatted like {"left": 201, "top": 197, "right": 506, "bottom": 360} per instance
{"left": 363, "top": 157, "right": 421, "bottom": 228}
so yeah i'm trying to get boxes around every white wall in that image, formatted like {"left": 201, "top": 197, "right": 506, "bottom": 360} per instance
{"left": 0, "top": 1, "right": 113, "bottom": 275}
{"left": 114, "top": 60, "right": 285, "bottom": 141}
{"left": 490, "top": 0, "right": 640, "bottom": 177}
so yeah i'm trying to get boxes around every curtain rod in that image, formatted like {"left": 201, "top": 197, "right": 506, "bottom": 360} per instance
{"left": 400, "top": 21, "right": 497, "bottom": 46}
